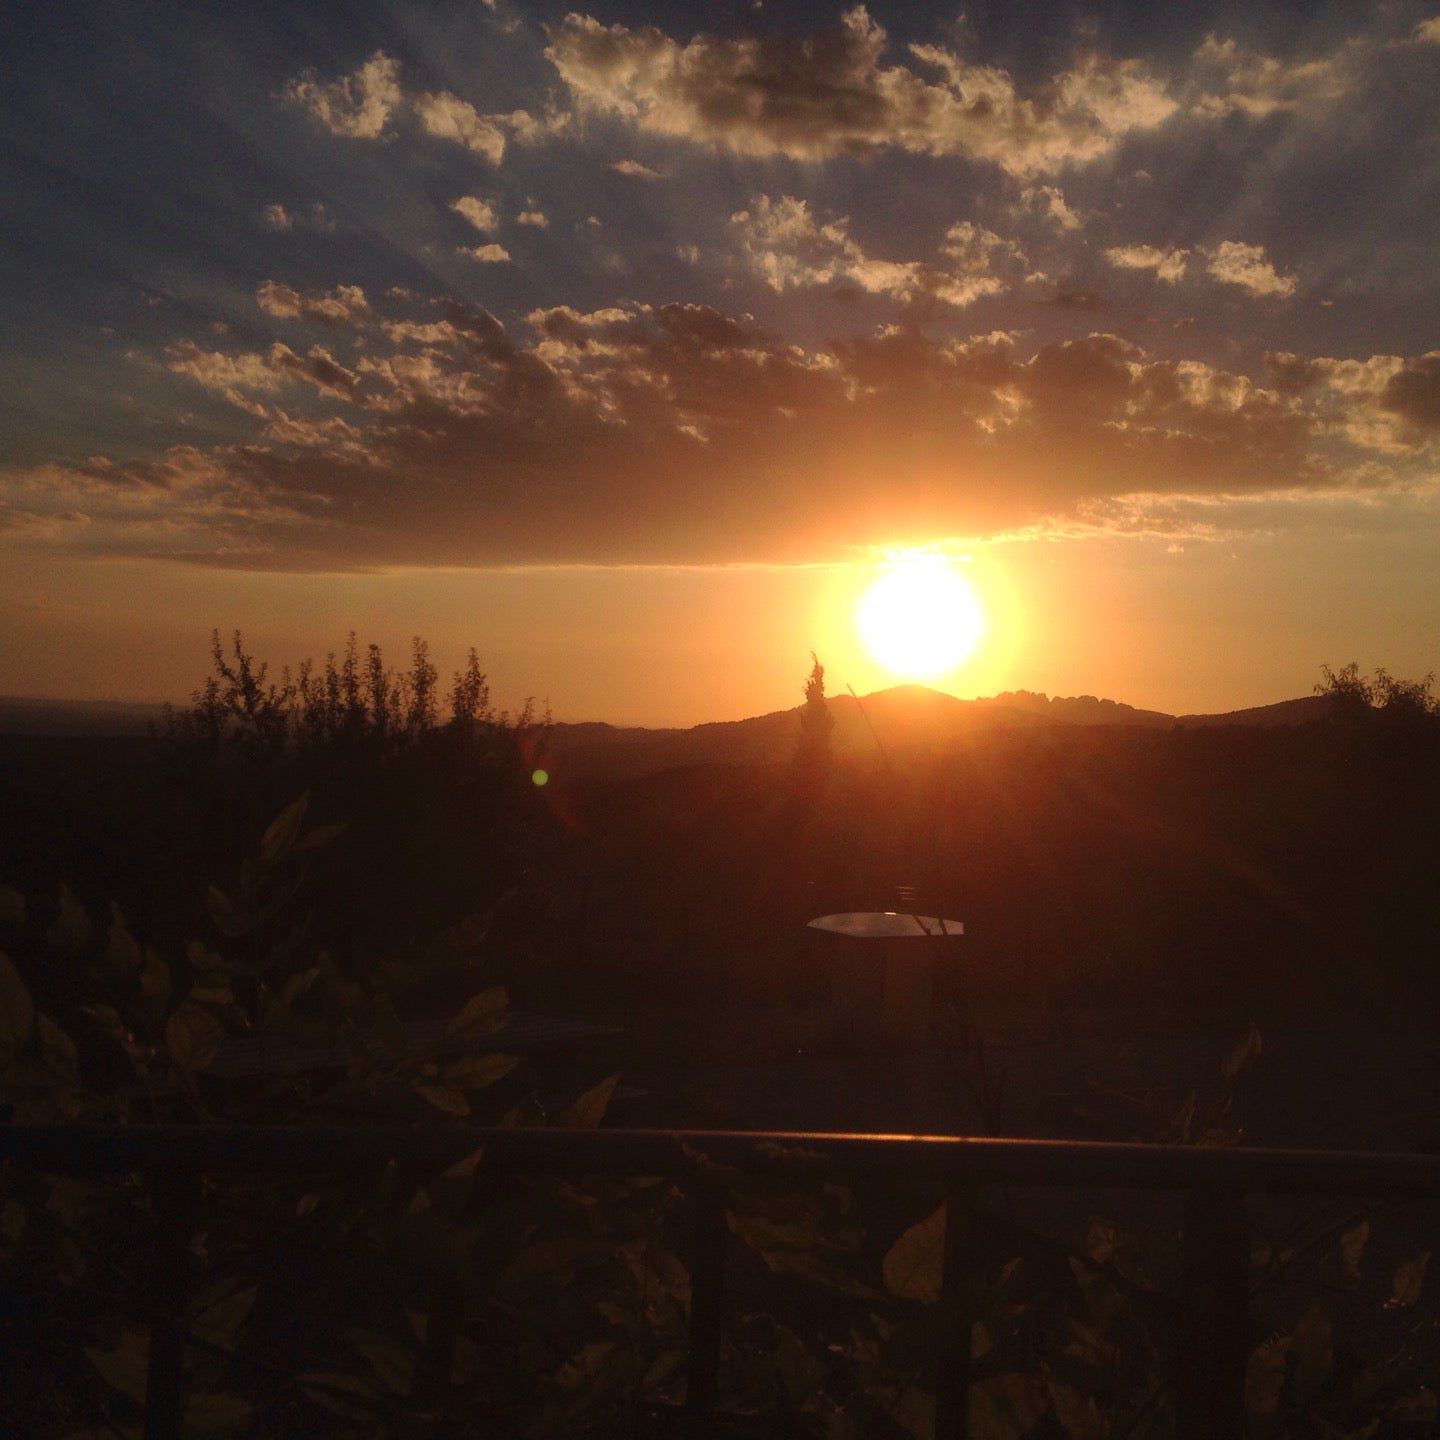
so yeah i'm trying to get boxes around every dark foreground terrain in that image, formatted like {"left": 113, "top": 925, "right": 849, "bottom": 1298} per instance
{"left": 2, "top": 687, "right": 1438, "bottom": 1436}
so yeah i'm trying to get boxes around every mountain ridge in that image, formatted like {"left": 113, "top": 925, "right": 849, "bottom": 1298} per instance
{"left": 0, "top": 687, "right": 1340, "bottom": 777}
{"left": 539, "top": 686, "right": 1342, "bottom": 779}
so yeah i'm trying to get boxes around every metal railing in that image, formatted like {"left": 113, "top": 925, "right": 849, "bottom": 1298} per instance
{"left": 4, "top": 1123, "right": 1439, "bottom": 1440}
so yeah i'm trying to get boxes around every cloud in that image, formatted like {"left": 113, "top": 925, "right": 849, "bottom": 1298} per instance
{"left": 262, "top": 410, "right": 371, "bottom": 459}
{"left": 1416, "top": 17, "right": 1440, "bottom": 45}
{"left": 731, "top": 195, "right": 1026, "bottom": 308}
{"left": 938, "top": 222, "right": 1029, "bottom": 306}
{"left": 1380, "top": 352, "right": 1440, "bottom": 432}
{"left": 0, "top": 446, "right": 332, "bottom": 562}
{"left": 1263, "top": 350, "right": 1440, "bottom": 451}
{"left": 516, "top": 208, "right": 549, "bottom": 227}
{"left": 609, "top": 159, "right": 664, "bottom": 179}
{"left": 267, "top": 343, "right": 362, "bottom": 400}
{"left": 1205, "top": 240, "right": 1296, "bottom": 298}
{"left": 263, "top": 202, "right": 335, "bottom": 234}
{"left": 165, "top": 342, "right": 286, "bottom": 413}
{"left": 1018, "top": 185, "right": 1081, "bottom": 231}
{"left": 166, "top": 337, "right": 361, "bottom": 409}
{"left": 460, "top": 243, "right": 512, "bottom": 263}
{"left": 545, "top": 8, "right": 1177, "bottom": 175}
{"left": 1106, "top": 244, "right": 1188, "bottom": 282}
{"left": 49, "top": 276, "right": 1435, "bottom": 570}
{"left": 280, "top": 52, "right": 544, "bottom": 163}
{"left": 414, "top": 91, "right": 507, "bottom": 162}
{"left": 281, "top": 51, "right": 401, "bottom": 139}
{"left": 451, "top": 196, "right": 500, "bottom": 232}
{"left": 1190, "top": 33, "right": 1354, "bottom": 118}
{"left": 255, "top": 281, "right": 372, "bottom": 325}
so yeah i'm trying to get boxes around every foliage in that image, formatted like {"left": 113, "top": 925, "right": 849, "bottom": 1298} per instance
{"left": 0, "top": 797, "right": 630, "bottom": 1436}
{"left": 3, "top": 814, "right": 1437, "bottom": 1437}
{"left": 158, "top": 631, "right": 548, "bottom": 965}
{"left": 790, "top": 651, "right": 835, "bottom": 804}
{"left": 1316, "top": 662, "right": 1440, "bottom": 726}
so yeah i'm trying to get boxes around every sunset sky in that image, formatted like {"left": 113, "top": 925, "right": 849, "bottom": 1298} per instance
{"left": 3, "top": 1, "right": 1439, "bottom": 724}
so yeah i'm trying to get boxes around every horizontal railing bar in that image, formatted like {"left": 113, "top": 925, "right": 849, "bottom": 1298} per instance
{"left": 2, "top": 1125, "right": 1439, "bottom": 1195}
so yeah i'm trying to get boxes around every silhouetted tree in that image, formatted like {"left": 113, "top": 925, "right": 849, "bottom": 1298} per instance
{"left": 1316, "top": 661, "right": 1375, "bottom": 719}
{"left": 161, "top": 631, "right": 546, "bottom": 968}
{"left": 1317, "top": 662, "right": 1439, "bottom": 727}
{"left": 790, "top": 652, "right": 834, "bottom": 802}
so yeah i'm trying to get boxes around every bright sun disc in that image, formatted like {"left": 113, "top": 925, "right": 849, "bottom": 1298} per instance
{"left": 856, "top": 554, "right": 985, "bottom": 679}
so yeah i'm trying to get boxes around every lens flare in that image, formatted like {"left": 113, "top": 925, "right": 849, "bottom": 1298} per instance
{"left": 855, "top": 553, "right": 985, "bottom": 679}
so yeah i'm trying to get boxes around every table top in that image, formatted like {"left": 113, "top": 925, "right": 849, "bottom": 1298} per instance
{"left": 807, "top": 911, "right": 963, "bottom": 939}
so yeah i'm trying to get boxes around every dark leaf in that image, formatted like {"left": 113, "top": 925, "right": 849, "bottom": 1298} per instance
{"left": 259, "top": 794, "right": 309, "bottom": 867}
{"left": 883, "top": 1204, "right": 945, "bottom": 1304}
{"left": 445, "top": 985, "right": 507, "bottom": 1037}
{"left": 0, "top": 951, "right": 36, "bottom": 1054}
{"left": 47, "top": 885, "right": 91, "bottom": 955}
{"left": 560, "top": 1074, "right": 618, "bottom": 1128}
{"left": 166, "top": 1002, "right": 224, "bottom": 1071}
{"left": 205, "top": 885, "right": 252, "bottom": 938}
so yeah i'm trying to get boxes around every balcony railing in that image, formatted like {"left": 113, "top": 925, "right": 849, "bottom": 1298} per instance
{"left": 4, "top": 1123, "right": 1439, "bottom": 1440}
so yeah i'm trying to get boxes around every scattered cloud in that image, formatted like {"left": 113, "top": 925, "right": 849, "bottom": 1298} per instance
{"left": 1104, "top": 240, "right": 1296, "bottom": 298}
{"left": 165, "top": 341, "right": 287, "bottom": 413}
{"left": 609, "top": 159, "right": 664, "bottom": 179}
{"left": 263, "top": 201, "right": 337, "bottom": 234}
{"left": 1106, "top": 244, "right": 1188, "bottom": 282}
{"left": 1018, "top": 185, "right": 1082, "bottom": 231}
{"left": 1205, "top": 240, "right": 1296, "bottom": 298}
{"left": 545, "top": 8, "right": 1177, "bottom": 176}
{"left": 280, "top": 51, "right": 546, "bottom": 164}
{"left": 460, "top": 243, "right": 512, "bottom": 263}
{"left": 1190, "top": 32, "right": 1355, "bottom": 118}
{"left": 414, "top": 91, "right": 507, "bottom": 162}
{"left": 731, "top": 195, "right": 1026, "bottom": 308}
{"left": 451, "top": 196, "right": 499, "bottom": 232}
{"left": 255, "top": 281, "right": 372, "bottom": 326}
{"left": 13, "top": 7, "right": 1440, "bottom": 573}
{"left": 1380, "top": 352, "right": 1440, "bottom": 432}
{"left": 36, "top": 277, "right": 1433, "bottom": 568}
{"left": 281, "top": 51, "right": 401, "bottom": 140}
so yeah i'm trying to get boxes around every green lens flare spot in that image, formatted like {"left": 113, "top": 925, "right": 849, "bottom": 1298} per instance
{"left": 531, "top": 768, "right": 549, "bottom": 787}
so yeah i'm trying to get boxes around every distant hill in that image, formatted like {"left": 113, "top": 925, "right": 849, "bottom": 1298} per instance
{"left": 0, "top": 696, "right": 168, "bottom": 736}
{"left": 0, "top": 686, "right": 1341, "bottom": 765}
{"left": 541, "top": 686, "right": 1344, "bottom": 780}
{"left": 1176, "top": 695, "right": 1341, "bottom": 728}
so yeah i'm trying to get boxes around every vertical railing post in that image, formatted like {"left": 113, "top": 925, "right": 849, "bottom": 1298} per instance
{"left": 144, "top": 1166, "right": 197, "bottom": 1440}
{"left": 1178, "top": 1185, "right": 1249, "bottom": 1440}
{"left": 684, "top": 1182, "right": 726, "bottom": 1440}
{"left": 934, "top": 1185, "right": 978, "bottom": 1440}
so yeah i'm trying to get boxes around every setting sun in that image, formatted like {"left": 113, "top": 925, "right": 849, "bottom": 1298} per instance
{"left": 855, "top": 552, "right": 985, "bottom": 680}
